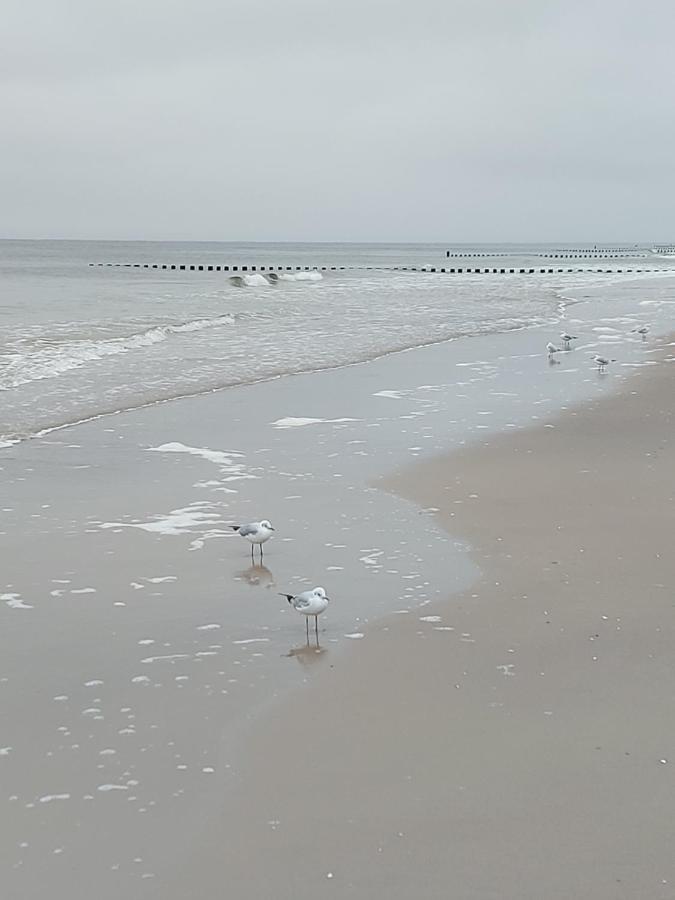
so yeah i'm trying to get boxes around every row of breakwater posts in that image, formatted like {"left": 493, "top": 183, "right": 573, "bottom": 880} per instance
{"left": 446, "top": 252, "right": 648, "bottom": 259}
{"left": 89, "top": 262, "right": 672, "bottom": 275}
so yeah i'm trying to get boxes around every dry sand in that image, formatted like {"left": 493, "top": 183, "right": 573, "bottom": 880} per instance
{"left": 162, "top": 351, "right": 675, "bottom": 899}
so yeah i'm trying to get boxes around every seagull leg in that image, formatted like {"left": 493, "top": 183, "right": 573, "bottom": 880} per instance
{"left": 251, "top": 543, "right": 254, "bottom": 562}
{"left": 315, "top": 616, "right": 319, "bottom": 642}
{"left": 260, "top": 544, "right": 264, "bottom": 562}
{"left": 306, "top": 617, "right": 310, "bottom": 643}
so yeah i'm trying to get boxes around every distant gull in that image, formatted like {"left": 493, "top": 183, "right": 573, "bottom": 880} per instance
{"left": 560, "top": 332, "right": 578, "bottom": 349}
{"left": 593, "top": 354, "right": 615, "bottom": 371}
{"left": 281, "top": 587, "right": 330, "bottom": 641}
{"left": 632, "top": 324, "right": 649, "bottom": 339}
{"left": 546, "top": 341, "right": 562, "bottom": 356}
{"left": 230, "top": 520, "right": 275, "bottom": 560}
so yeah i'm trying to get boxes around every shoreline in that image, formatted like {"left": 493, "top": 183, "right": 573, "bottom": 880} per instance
{"left": 159, "top": 344, "right": 675, "bottom": 899}
{"left": 4, "top": 262, "right": 672, "bottom": 448}
{"left": 1, "top": 291, "right": 569, "bottom": 448}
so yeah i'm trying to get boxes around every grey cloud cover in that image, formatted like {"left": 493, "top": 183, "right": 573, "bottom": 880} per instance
{"left": 2, "top": 0, "right": 674, "bottom": 241}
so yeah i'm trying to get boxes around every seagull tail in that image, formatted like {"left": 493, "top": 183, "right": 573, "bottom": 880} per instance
{"left": 279, "top": 593, "right": 295, "bottom": 603}
{"left": 230, "top": 525, "right": 240, "bottom": 532}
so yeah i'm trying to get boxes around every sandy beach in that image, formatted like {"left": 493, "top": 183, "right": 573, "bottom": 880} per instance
{"left": 2, "top": 284, "right": 674, "bottom": 899}
{"left": 161, "top": 345, "right": 675, "bottom": 899}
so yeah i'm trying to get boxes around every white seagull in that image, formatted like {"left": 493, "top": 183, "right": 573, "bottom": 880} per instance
{"left": 592, "top": 354, "right": 614, "bottom": 371}
{"left": 230, "top": 520, "right": 275, "bottom": 560}
{"left": 547, "top": 341, "right": 562, "bottom": 356}
{"left": 560, "top": 332, "right": 578, "bottom": 349}
{"left": 281, "top": 587, "right": 330, "bottom": 641}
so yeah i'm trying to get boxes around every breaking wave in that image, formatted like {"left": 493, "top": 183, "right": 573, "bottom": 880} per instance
{"left": 0, "top": 314, "right": 236, "bottom": 389}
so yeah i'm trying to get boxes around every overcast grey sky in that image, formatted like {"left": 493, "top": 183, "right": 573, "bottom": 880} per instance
{"left": 2, "top": 0, "right": 674, "bottom": 242}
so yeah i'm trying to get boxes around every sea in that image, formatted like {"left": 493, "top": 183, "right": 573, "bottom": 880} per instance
{"left": 0, "top": 239, "right": 670, "bottom": 446}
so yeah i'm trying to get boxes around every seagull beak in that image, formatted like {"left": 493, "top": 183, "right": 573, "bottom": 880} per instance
{"left": 269, "top": 526, "right": 275, "bottom": 531}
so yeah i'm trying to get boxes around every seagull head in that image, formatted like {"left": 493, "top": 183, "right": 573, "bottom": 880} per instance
{"left": 260, "top": 520, "right": 275, "bottom": 531}
{"left": 313, "top": 587, "right": 330, "bottom": 601}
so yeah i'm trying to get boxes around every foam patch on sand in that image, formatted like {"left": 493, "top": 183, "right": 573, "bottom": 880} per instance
{"left": 100, "top": 502, "right": 228, "bottom": 540}
{"left": 2, "top": 593, "right": 32, "bottom": 609}
{"left": 141, "top": 653, "right": 189, "bottom": 664}
{"left": 148, "top": 443, "right": 256, "bottom": 482}
{"left": 373, "top": 390, "right": 406, "bottom": 399}
{"left": 271, "top": 417, "right": 359, "bottom": 429}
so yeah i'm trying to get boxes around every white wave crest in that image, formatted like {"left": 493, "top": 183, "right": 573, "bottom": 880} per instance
{"left": 229, "top": 273, "right": 271, "bottom": 287}
{"left": 0, "top": 315, "right": 235, "bottom": 390}
{"left": 230, "top": 271, "right": 322, "bottom": 286}
{"left": 294, "top": 271, "right": 323, "bottom": 281}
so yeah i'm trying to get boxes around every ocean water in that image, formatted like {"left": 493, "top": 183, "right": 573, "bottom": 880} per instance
{"left": 0, "top": 239, "right": 669, "bottom": 445}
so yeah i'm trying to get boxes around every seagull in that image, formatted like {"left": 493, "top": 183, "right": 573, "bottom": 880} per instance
{"left": 560, "top": 332, "right": 578, "bottom": 349}
{"left": 632, "top": 324, "right": 649, "bottom": 339}
{"left": 547, "top": 341, "right": 562, "bottom": 356}
{"left": 593, "top": 354, "right": 614, "bottom": 371}
{"left": 230, "top": 520, "right": 275, "bottom": 560}
{"left": 280, "top": 587, "right": 330, "bottom": 641}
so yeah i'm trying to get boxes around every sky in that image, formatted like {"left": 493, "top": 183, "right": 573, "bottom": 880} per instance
{"left": 2, "top": 0, "right": 674, "bottom": 242}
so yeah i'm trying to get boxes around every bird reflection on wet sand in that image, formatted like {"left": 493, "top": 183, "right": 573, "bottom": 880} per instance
{"left": 234, "top": 564, "right": 275, "bottom": 588}
{"left": 285, "top": 643, "right": 328, "bottom": 667}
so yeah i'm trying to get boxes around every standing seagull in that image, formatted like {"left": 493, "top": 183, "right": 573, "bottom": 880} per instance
{"left": 593, "top": 354, "right": 614, "bottom": 372}
{"left": 560, "top": 332, "right": 578, "bottom": 349}
{"left": 547, "top": 341, "right": 562, "bottom": 356}
{"left": 281, "top": 587, "right": 330, "bottom": 642}
{"left": 230, "top": 520, "right": 275, "bottom": 561}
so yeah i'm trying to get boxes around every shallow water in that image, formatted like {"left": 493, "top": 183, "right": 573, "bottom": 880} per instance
{"left": 2, "top": 239, "right": 671, "bottom": 444}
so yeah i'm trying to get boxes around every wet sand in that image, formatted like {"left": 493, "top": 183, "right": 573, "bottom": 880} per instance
{"left": 163, "top": 348, "right": 675, "bottom": 899}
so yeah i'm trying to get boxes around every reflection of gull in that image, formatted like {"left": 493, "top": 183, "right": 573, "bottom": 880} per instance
{"left": 230, "top": 520, "right": 275, "bottom": 561}
{"left": 560, "top": 332, "right": 578, "bottom": 349}
{"left": 285, "top": 644, "right": 327, "bottom": 667}
{"left": 546, "top": 341, "right": 561, "bottom": 356}
{"left": 281, "top": 587, "right": 330, "bottom": 642}
{"left": 235, "top": 564, "right": 275, "bottom": 588}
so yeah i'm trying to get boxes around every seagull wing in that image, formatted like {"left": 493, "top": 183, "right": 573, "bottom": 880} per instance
{"left": 237, "top": 523, "right": 258, "bottom": 537}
